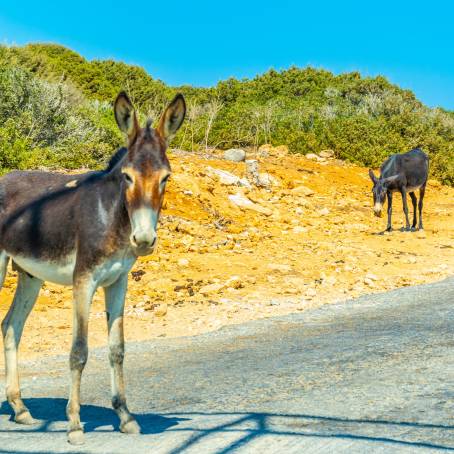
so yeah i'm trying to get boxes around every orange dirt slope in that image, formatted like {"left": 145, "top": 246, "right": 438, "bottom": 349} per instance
{"left": 1, "top": 147, "right": 453, "bottom": 361}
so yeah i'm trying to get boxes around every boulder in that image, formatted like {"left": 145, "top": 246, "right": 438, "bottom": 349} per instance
{"left": 224, "top": 148, "right": 246, "bottom": 162}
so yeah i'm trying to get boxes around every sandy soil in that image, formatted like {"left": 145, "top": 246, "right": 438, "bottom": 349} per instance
{"left": 0, "top": 146, "right": 453, "bottom": 362}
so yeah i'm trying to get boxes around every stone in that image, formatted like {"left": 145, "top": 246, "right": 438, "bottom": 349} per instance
{"left": 306, "top": 153, "right": 320, "bottom": 161}
{"left": 226, "top": 276, "right": 243, "bottom": 289}
{"left": 293, "top": 226, "right": 308, "bottom": 234}
{"left": 245, "top": 159, "right": 260, "bottom": 185}
{"left": 291, "top": 185, "right": 315, "bottom": 196}
{"left": 177, "top": 258, "right": 190, "bottom": 267}
{"left": 257, "top": 173, "right": 279, "bottom": 188}
{"left": 199, "top": 283, "right": 225, "bottom": 295}
{"left": 318, "top": 208, "right": 330, "bottom": 216}
{"left": 224, "top": 148, "right": 246, "bottom": 162}
{"left": 154, "top": 303, "right": 168, "bottom": 317}
{"left": 206, "top": 166, "right": 241, "bottom": 186}
{"left": 319, "top": 150, "right": 335, "bottom": 158}
{"left": 228, "top": 193, "right": 273, "bottom": 216}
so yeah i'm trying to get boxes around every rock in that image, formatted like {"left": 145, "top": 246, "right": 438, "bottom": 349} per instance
{"left": 306, "top": 153, "right": 320, "bottom": 161}
{"left": 206, "top": 166, "right": 242, "bottom": 186}
{"left": 291, "top": 185, "right": 315, "bottom": 196}
{"left": 365, "top": 273, "right": 378, "bottom": 281}
{"left": 226, "top": 276, "right": 243, "bottom": 289}
{"left": 228, "top": 193, "right": 273, "bottom": 216}
{"left": 268, "top": 263, "right": 293, "bottom": 273}
{"left": 293, "top": 226, "right": 308, "bottom": 234}
{"left": 364, "top": 278, "right": 375, "bottom": 287}
{"left": 245, "top": 159, "right": 260, "bottom": 185}
{"left": 199, "top": 283, "right": 225, "bottom": 295}
{"left": 177, "top": 258, "right": 190, "bottom": 267}
{"left": 305, "top": 288, "right": 317, "bottom": 298}
{"left": 257, "top": 173, "right": 279, "bottom": 188}
{"left": 258, "top": 144, "right": 273, "bottom": 157}
{"left": 154, "top": 303, "right": 168, "bottom": 317}
{"left": 319, "top": 150, "right": 335, "bottom": 158}
{"left": 318, "top": 208, "right": 330, "bottom": 216}
{"left": 224, "top": 148, "right": 246, "bottom": 162}
{"left": 273, "top": 145, "right": 289, "bottom": 156}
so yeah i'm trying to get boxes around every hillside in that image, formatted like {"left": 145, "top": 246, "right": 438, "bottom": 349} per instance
{"left": 0, "top": 147, "right": 453, "bottom": 360}
{"left": 0, "top": 43, "right": 453, "bottom": 184}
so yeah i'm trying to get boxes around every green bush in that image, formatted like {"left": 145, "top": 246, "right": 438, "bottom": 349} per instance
{"left": 0, "top": 43, "right": 453, "bottom": 185}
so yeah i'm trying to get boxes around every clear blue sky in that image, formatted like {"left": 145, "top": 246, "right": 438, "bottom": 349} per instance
{"left": 1, "top": 0, "right": 453, "bottom": 109}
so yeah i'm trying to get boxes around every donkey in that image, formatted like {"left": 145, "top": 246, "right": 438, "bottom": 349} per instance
{"left": 368, "top": 148, "right": 429, "bottom": 232}
{"left": 0, "top": 92, "right": 185, "bottom": 444}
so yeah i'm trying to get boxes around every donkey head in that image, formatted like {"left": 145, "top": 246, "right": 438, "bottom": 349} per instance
{"left": 368, "top": 169, "right": 399, "bottom": 218}
{"left": 114, "top": 92, "right": 186, "bottom": 256}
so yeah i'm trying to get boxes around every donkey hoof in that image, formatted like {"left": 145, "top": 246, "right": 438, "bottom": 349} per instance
{"left": 68, "top": 429, "right": 85, "bottom": 445}
{"left": 15, "top": 410, "right": 36, "bottom": 425}
{"left": 121, "top": 418, "right": 141, "bottom": 434}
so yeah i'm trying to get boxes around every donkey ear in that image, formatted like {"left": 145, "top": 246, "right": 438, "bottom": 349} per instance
{"left": 157, "top": 94, "right": 186, "bottom": 143}
{"left": 114, "top": 92, "right": 139, "bottom": 142}
{"left": 368, "top": 169, "right": 378, "bottom": 184}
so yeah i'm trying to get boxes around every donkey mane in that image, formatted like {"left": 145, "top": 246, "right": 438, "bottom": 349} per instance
{"left": 104, "top": 147, "right": 128, "bottom": 173}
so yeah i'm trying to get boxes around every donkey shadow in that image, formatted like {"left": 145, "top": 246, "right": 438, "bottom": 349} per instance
{"left": 0, "top": 398, "right": 187, "bottom": 435}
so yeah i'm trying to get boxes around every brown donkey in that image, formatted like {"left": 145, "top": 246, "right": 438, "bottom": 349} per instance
{"left": 0, "top": 92, "right": 186, "bottom": 444}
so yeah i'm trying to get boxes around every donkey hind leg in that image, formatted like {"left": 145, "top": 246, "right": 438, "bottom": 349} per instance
{"left": 66, "top": 278, "right": 95, "bottom": 445}
{"left": 409, "top": 192, "right": 417, "bottom": 230}
{"left": 104, "top": 273, "right": 140, "bottom": 434}
{"left": 401, "top": 188, "right": 411, "bottom": 231}
{"left": 418, "top": 185, "right": 426, "bottom": 230}
{"left": 1, "top": 269, "right": 42, "bottom": 424}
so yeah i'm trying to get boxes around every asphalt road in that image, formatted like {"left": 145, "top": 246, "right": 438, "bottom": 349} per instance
{"left": 0, "top": 278, "right": 453, "bottom": 453}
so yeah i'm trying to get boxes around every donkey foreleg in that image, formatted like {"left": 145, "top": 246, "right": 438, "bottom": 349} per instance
{"left": 104, "top": 273, "right": 140, "bottom": 434}
{"left": 1, "top": 268, "right": 42, "bottom": 424}
{"left": 386, "top": 192, "right": 393, "bottom": 232}
{"left": 66, "top": 277, "right": 95, "bottom": 445}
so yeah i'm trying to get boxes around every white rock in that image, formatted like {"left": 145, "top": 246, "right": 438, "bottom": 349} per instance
{"left": 224, "top": 148, "right": 246, "bottom": 162}
{"left": 199, "top": 283, "right": 225, "bottom": 295}
{"left": 177, "top": 258, "right": 190, "bottom": 267}
{"left": 206, "top": 166, "right": 241, "bottom": 186}
{"left": 291, "top": 185, "right": 315, "bottom": 196}
{"left": 228, "top": 193, "right": 273, "bottom": 216}
{"left": 319, "top": 150, "right": 335, "bottom": 158}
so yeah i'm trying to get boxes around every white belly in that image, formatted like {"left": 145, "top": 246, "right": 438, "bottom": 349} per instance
{"left": 13, "top": 253, "right": 76, "bottom": 285}
{"left": 11, "top": 252, "right": 136, "bottom": 287}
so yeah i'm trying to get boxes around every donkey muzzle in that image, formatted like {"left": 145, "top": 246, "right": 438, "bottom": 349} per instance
{"left": 130, "top": 208, "right": 158, "bottom": 256}
{"left": 373, "top": 203, "right": 383, "bottom": 218}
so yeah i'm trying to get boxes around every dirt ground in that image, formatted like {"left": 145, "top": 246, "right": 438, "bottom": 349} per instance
{"left": 0, "top": 146, "right": 453, "bottom": 362}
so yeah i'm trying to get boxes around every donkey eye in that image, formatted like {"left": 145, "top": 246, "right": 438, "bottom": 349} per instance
{"left": 160, "top": 174, "right": 170, "bottom": 191}
{"left": 123, "top": 172, "right": 133, "bottom": 185}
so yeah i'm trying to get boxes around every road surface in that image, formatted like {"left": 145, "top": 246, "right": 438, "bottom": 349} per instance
{"left": 0, "top": 278, "right": 453, "bottom": 453}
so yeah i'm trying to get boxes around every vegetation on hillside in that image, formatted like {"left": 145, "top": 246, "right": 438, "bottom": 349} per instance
{"left": 0, "top": 43, "right": 453, "bottom": 184}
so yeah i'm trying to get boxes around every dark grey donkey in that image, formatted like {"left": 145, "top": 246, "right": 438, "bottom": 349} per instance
{"left": 369, "top": 148, "right": 429, "bottom": 232}
{"left": 0, "top": 92, "right": 186, "bottom": 444}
